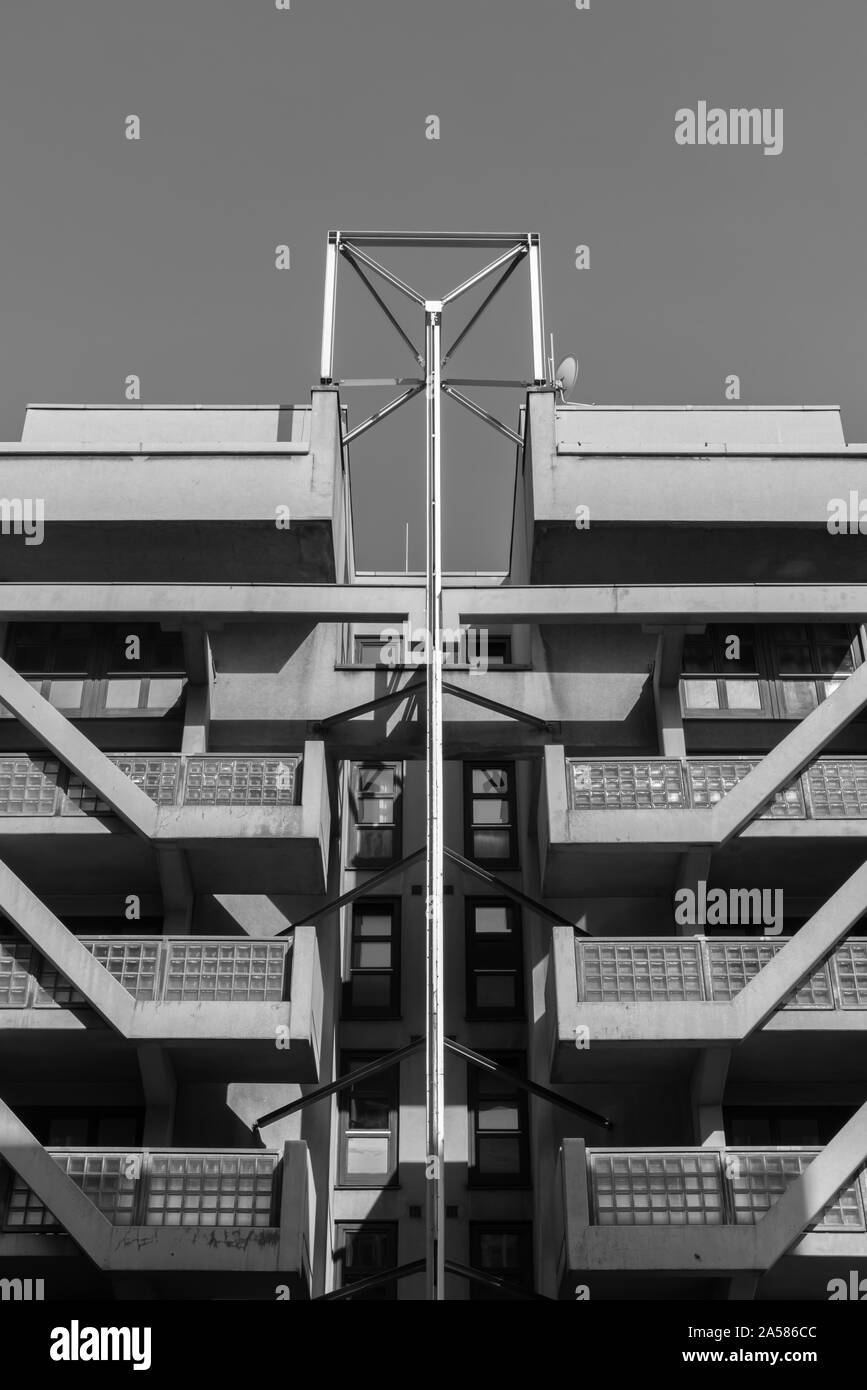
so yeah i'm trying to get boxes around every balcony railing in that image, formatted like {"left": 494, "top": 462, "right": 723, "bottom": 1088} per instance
{"left": 0, "top": 936, "right": 292, "bottom": 1009}
{"left": 0, "top": 1149, "right": 281, "bottom": 1230}
{"left": 567, "top": 756, "right": 867, "bottom": 820}
{"left": 0, "top": 753, "right": 301, "bottom": 817}
{"left": 575, "top": 937, "right": 867, "bottom": 1009}
{"left": 588, "top": 1148, "right": 867, "bottom": 1232}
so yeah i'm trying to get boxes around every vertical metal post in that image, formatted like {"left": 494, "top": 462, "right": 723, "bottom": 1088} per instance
{"left": 527, "top": 235, "right": 547, "bottom": 385}
{"left": 424, "top": 301, "right": 446, "bottom": 1301}
{"left": 320, "top": 233, "right": 340, "bottom": 384}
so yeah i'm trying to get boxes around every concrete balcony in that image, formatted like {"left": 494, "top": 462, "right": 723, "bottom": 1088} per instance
{"left": 0, "top": 397, "right": 347, "bottom": 584}
{"left": 555, "top": 1137, "right": 867, "bottom": 1297}
{"left": 0, "top": 930, "right": 321, "bottom": 1076}
{"left": 548, "top": 932, "right": 867, "bottom": 1076}
{"left": 0, "top": 745, "right": 330, "bottom": 895}
{"left": 519, "top": 397, "right": 866, "bottom": 586}
{"left": 0, "top": 1135, "right": 315, "bottom": 1298}
{"left": 540, "top": 749, "right": 867, "bottom": 897}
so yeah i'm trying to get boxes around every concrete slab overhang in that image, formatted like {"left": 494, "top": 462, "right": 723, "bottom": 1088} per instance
{"left": 0, "top": 395, "right": 345, "bottom": 585}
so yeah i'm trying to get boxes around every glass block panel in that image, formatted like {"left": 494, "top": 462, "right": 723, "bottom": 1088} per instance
{"left": 834, "top": 941, "right": 867, "bottom": 1008}
{"left": 579, "top": 941, "right": 705, "bottom": 1003}
{"left": 183, "top": 756, "right": 299, "bottom": 806}
{"left": 805, "top": 760, "right": 867, "bottom": 819}
{"left": 727, "top": 1151, "right": 865, "bottom": 1231}
{"left": 686, "top": 761, "right": 805, "bottom": 818}
{"left": 591, "top": 1152, "right": 724, "bottom": 1226}
{"left": 0, "top": 940, "right": 37, "bottom": 1007}
{"left": 144, "top": 1153, "right": 277, "bottom": 1227}
{"left": 58, "top": 1152, "right": 139, "bottom": 1224}
{"left": 87, "top": 940, "right": 161, "bottom": 1001}
{"left": 164, "top": 941, "right": 287, "bottom": 1002}
{"left": 705, "top": 940, "right": 832, "bottom": 1009}
{"left": 569, "top": 760, "right": 685, "bottom": 811}
{"left": 0, "top": 755, "right": 61, "bottom": 816}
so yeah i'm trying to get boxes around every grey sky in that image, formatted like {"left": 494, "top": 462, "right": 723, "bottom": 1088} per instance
{"left": 1, "top": 0, "right": 865, "bottom": 570}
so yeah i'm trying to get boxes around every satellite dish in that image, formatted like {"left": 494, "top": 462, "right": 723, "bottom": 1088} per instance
{"left": 555, "top": 355, "right": 579, "bottom": 401}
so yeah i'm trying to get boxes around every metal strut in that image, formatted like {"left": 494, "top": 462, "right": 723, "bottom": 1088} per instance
{"left": 424, "top": 300, "right": 446, "bottom": 1301}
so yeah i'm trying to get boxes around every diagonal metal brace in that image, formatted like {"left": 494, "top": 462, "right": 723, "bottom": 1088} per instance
{"left": 254, "top": 1038, "right": 424, "bottom": 1131}
{"left": 445, "top": 1038, "right": 612, "bottom": 1129}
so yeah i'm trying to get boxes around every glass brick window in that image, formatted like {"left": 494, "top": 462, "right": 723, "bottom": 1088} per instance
{"left": 465, "top": 900, "right": 524, "bottom": 1019}
{"left": 469, "top": 1223, "right": 533, "bottom": 1300}
{"left": 343, "top": 900, "right": 401, "bottom": 1019}
{"left": 348, "top": 763, "right": 402, "bottom": 865}
{"left": 680, "top": 624, "right": 862, "bottom": 720}
{"left": 338, "top": 1054, "right": 399, "bottom": 1188}
{"left": 4, "top": 623, "right": 185, "bottom": 717}
{"left": 464, "top": 764, "right": 518, "bottom": 867}
{"left": 335, "top": 1222, "right": 398, "bottom": 1300}
{"left": 468, "top": 1054, "right": 530, "bottom": 1187}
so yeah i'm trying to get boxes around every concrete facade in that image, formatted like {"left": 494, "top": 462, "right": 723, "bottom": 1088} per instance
{"left": 0, "top": 395, "right": 866, "bottom": 1300}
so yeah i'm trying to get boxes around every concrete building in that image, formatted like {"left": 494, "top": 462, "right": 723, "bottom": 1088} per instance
{"left": 0, "top": 389, "right": 866, "bottom": 1301}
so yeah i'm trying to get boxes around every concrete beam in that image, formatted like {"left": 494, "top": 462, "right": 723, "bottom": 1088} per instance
{"left": 447, "top": 585, "right": 867, "bottom": 625}
{"left": 0, "top": 584, "right": 426, "bottom": 624}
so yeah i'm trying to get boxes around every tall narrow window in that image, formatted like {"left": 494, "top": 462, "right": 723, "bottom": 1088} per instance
{"left": 343, "top": 900, "right": 401, "bottom": 1019}
{"left": 465, "top": 900, "right": 524, "bottom": 1019}
{"left": 335, "top": 1222, "right": 398, "bottom": 1301}
{"left": 338, "top": 1054, "right": 399, "bottom": 1188}
{"left": 467, "top": 1054, "right": 530, "bottom": 1187}
{"left": 349, "top": 763, "right": 402, "bottom": 865}
{"left": 469, "top": 1223, "right": 534, "bottom": 1300}
{"left": 464, "top": 764, "right": 518, "bottom": 867}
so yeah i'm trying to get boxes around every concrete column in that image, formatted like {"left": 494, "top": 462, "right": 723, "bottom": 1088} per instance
{"left": 138, "top": 1044, "right": 177, "bottom": 1146}
{"left": 652, "top": 628, "right": 687, "bottom": 758}
{"left": 690, "top": 1047, "right": 730, "bottom": 1147}
{"left": 674, "top": 848, "right": 712, "bottom": 937}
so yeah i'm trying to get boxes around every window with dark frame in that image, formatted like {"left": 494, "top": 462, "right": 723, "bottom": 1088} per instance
{"left": 467, "top": 1054, "right": 530, "bottom": 1187}
{"left": 724, "top": 1106, "right": 856, "bottom": 1147}
{"left": 469, "top": 1222, "right": 534, "bottom": 1300}
{"left": 335, "top": 1222, "right": 398, "bottom": 1301}
{"left": 680, "top": 623, "right": 862, "bottom": 719}
{"left": 465, "top": 899, "right": 524, "bottom": 1019}
{"left": 3, "top": 622, "right": 186, "bottom": 718}
{"left": 348, "top": 763, "right": 402, "bottom": 865}
{"left": 464, "top": 763, "right": 518, "bottom": 867}
{"left": 343, "top": 899, "right": 401, "bottom": 1019}
{"left": 338, "top": 1053, "right": 399, "bottom": 1188}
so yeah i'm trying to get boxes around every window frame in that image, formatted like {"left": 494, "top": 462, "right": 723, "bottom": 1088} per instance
{"left": 680, "top": 624, "right": 863, "bottom": 721}
{"left": 342, "top": 898, "right": 402, "bottom": 1020}
{"left": 334, "top": 1221, "right": 399, "bottom": 1300}
{"left": 463, "top": 762, "right": 519, "bottom": 869}
{"left": 3, "top": 623, "right": 186, "bottom": 719}
{"left": 347, "top": 762, "right": 403, "bottom": 867}
{"left": 469, "top": 1221, "right": 534, "bottom": 1300}
{"left": 467, "top": 1052, "right": 531, "bottom": 1189}
{"left": 465, "top": 898, "right": 524, "bottom": 1021}
{"left": 337, "top": 1052, "right": 400, "bottom": 1189}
